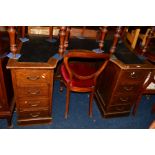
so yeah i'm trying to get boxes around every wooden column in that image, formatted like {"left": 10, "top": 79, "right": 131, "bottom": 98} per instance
{"left": 110, "top": 26, "right": 122, "bottom": 55}
{"left": 58, "top": 26, "right": 66, "bottom": 56}
{"left": 0, "top": 31, "right": 2, "bottom": 52}
{"left": 64, "top": 26, "right": 71, "bottom": 51}
{"left": 8, "top": 26, "right": 17, "bottom": 58}
{"left": 49, "top": 26, "right": 54, "bottom": 40}
{"left": 142, "top": 26, "right": 155, "bottom": 54}
{"left": 98, "top": 26, "right": 108, "bottom": 51}
{"left": 81, "top": 26, "right": 86, "bottom": 37}
{"left": 21, "top": 26, "right": 25, "bottom": 38}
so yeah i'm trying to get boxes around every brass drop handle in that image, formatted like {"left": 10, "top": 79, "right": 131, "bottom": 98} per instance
{"left": 30, "top": 113, "right": 40, "bottom": 118}
{"left": 123, "top": 86, "right": 134, "bottom": 91}
{"left": 0, "top": 105, "right": 2, "bottom": 108}
{"left": 120, "top": 97, "right": 129, "bottom": 102}
{"left": 27, "top": 76, "right": 40, "bottom": 81}
{"left": 28, "top": 90, "right": 40, "bottom": 95}
{"left": 31, "top": 104, "right": 38, "bottom": 107}
{"left": 27, "top": 101, "right": 41, "bottom": 107}
{"left": 130, "top": 72, "right": 137, "bottom": 79}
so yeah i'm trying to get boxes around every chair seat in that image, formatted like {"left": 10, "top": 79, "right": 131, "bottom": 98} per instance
{"left": 61, "top": 63, "right": 97, "bottom": 88}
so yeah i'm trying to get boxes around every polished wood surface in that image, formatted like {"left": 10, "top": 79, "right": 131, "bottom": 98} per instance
{"left": 0, "top": 57, "right": 14, "bottom": 128}
{"left": 110, "top": 26, "right": 122, "bottom": 55}
{"left": 7, "top": 58, "right": 57, "bottom": 126}
{"left": 6, "top": 26, "right": 58, "bottom": 125}
{"left": 95, "top": 50, "right": 154, "bottom": 117}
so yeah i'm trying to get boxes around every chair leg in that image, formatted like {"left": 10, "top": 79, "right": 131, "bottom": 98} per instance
{"left": 59, "top": 80, "right": 64, "bottom": 92}
{"left": 89, "top": 92, "right": 94, "bottom": 117}
{"left": 65, "top": 88, "right": 70, "bottom": 119}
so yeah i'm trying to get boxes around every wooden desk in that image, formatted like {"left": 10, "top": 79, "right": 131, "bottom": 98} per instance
{"left": 0, "top": 55, "right": 14, "bottom": 128}
{"left": 6, "top": 32, "right": 58, "bottom": 126}
{"left": 95, "top": 41, "right": 155, "bottom": 118}
{"left": 7, "top": 57, "right": 57, "bottom": 126}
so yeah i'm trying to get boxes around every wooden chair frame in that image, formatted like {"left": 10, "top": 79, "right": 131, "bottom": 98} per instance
{"left": 61, "top": 50, "right": 109, "bottom": 118}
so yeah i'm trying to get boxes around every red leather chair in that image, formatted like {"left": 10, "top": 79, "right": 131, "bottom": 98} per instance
{"left": 60, "top": 50, "right": 109, "bottom": 118}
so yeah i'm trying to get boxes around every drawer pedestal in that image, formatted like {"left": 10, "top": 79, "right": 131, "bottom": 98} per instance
{"left": 7, "top": 58, "right": 57, "bottom": 126}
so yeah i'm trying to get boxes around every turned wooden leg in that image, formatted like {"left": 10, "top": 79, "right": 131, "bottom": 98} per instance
{"left": 89, "top": 92, "right": 94, "bottom": 117}
{"left": 60, "top": 80, "right": 64, "bottom": 92}
{"left": 65, "top": 88, "right": 70, "bottom": 119}
{"left": 21, "top": 26, "right": 25, "bottom": 38}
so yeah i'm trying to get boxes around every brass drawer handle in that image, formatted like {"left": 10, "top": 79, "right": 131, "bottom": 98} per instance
{"left": 129, "top": 72, "right": 137, "bottom": 79}
{"left": 28, "top": 90, "right": 40, "bottom": 95}
{"left": 0, "top": 105, "right": 2, "bottom": 109}
{"left": 120, "top": 97, "right": 129, "bottom": 102}
{"left": 123, "top": 86, "right": 134, "bottom": 91}
{"left": 27, "top": 101, "right": 41, "bottom": 107}
{"left": 30, "top": 103, "right": 39, "bottom": 107}
{"left": 30, "top": 113, "right": 40, "bottom": 118}
{"left": 27, "top": 76, "right": 40, "bottom": 81}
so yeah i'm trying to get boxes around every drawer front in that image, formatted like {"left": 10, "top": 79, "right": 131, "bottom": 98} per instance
{"left": 18, "top": 110, "right": 50, "bottom": 120}
{"left": 107, "top": 104, "right": 131, "bottom": 113}
{"left": 17, "top": 85, "right": 49, "bottom": 98}
{"left": 120, "top": 70, "right": 148, "bottom": 83}
{"left": 115, "top": 84, "right": 141, "bottom": 94}
{"left": 16, "top": 70, "right": 51, "bottom": 86}
{"left": 18, "top": 98, "right": 49, "bottom": 111}
{"left": 0, "top": 101, "right": 8, "bottom": 111}
{"left": 110, "top": 95, "right": 137, "bottom": 105}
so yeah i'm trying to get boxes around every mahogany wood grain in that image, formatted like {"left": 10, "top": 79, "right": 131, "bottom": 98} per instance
{"left": 7, "top": 26, "right": 17, "bottom": 58}
{"left": 59, "top": 26, "right": 67, "bottom": 56}
{"left": 110, "top": 26, "right": 122, "bottom": 55}
{"left": 98, "top": 26, "right": 108, "bottom": 50}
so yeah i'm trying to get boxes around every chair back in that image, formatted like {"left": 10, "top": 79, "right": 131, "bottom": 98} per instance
{"left": 63, "top": 50, "right": 109, "bottom": 86}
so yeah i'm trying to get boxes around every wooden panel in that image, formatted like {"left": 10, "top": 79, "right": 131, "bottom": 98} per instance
{"left": 18, "top": 98, "right": 49, "bottom": 111}
{"left": 115, "top": 84, "right": 141, "bottom": 94}
{"left": 16, "top": 85, "right": 49, "bottom": 98}
{"left": 120, "top": 69, "right": 149, "bottom": 83}
{"left": 106, "top": 104, "right": 131, "bottom": 113}
{"left": 18, "top": 109, "right": 50, "bottom": 119}
{"left": 16, "top": 69, "right": 51, "bottom": 86}
{"left": 110, "top": 95, "right": 137, "bottom": 106}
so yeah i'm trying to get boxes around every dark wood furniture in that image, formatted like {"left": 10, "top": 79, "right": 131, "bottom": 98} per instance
{"left": 6, "top": 26, "right": 58, "bottom": 126}
{"left": 95, "top": 41, "right": 155, "bottom": 118}
{"left": 0, "top": 56, "right": 15, "bottom": 128}
{"left": 7, "top": 58, "right": 57, "bottom": 126}
{"left": 0, "top": 29, "right": 15, "bottom": 128}
{"left": 60, "top": 50, "right": 109, "bottom": 118}
{"left": 132, "top": 27, "right": 155, "bottom": 115}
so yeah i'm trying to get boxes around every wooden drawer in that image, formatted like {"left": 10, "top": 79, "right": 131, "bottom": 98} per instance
{"left": 110, "top": 95, "right": 137, "bottom": 105}
{"left": 18, "top": 98, "right": 49, "bottom": 111}
{"left": 18, "top": 110, "right": 50, "bottom": 119}
{"left": 120, "top": 70, "right": 148, "bottom": 83}
{"left": 115, "top": 84, "right": 141, "bottom": 94}
{"left": 16, "top": 69, "right": 51, "bottom": 86}
{"left": 17, "top": 85, "right": 49, "bottom": 98}
{"left": 107, "top": 104, "right": 131, "bottom": 113}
